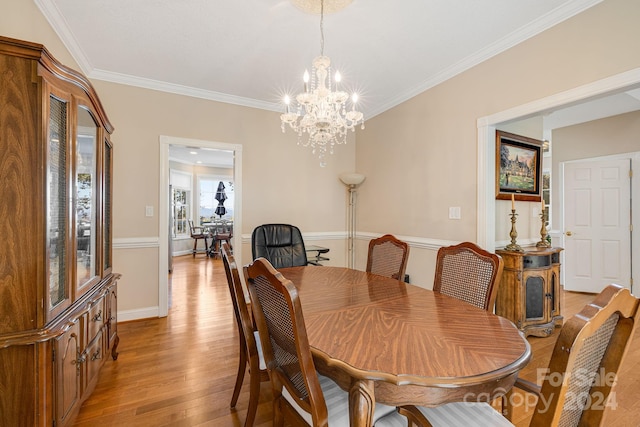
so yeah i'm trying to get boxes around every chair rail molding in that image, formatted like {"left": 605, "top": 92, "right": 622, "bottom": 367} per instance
{"left": 114, "top": 237, "right": 160, "bottom": 249}
{"left": 357, "top": 232, "right": 459, "bottom": 251}
{"left": 241, "top": 231, "right": 458, "bottom": 251}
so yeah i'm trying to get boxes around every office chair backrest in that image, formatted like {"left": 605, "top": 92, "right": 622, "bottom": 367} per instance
{"left": 251, "top": 224, "right": 308, "bottom": 269}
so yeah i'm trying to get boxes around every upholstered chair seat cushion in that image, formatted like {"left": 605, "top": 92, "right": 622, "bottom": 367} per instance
{"left": 374, "top": 402, "right": 514, "bottom": 427}
{"left": 283, "top": 375, "right": 395, "bottom": 426}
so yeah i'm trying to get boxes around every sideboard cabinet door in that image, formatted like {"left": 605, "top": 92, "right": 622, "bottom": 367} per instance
{"left": 55, "top": 319, "right": 82, "bottom": 426}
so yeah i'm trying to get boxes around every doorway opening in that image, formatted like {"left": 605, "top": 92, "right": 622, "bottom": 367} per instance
{"left": 159, "top": 136, "right": 243, "bottom": 317}
{"left": 477, "top": 67, "right": 640, "bottom": 292}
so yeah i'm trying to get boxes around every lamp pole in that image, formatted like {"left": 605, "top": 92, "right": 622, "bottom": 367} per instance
{"left": 346, "top": 184, "right": 357, "bottom": 268}
{"left": 339, "top": 173, "right": 365, "bottom": 269}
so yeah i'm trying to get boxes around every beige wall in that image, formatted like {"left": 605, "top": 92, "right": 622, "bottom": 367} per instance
{"left": 356, "top": 0, "right": 640, "bottom": 286}
{"left": 4, "top": 0, "right": 640, "bottom": 316}
{"left": 0, "top": 0, "right": 77, "bottom": 68}
{"left": 553, "top": 109, "right": 640, "bottom": 163}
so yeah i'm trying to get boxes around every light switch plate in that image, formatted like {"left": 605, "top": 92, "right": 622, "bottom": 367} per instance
{"left": 145, "top": 206, "right": 154, "bottom": 217}
{"left": 449, "top": 207, "right": 461, "bottom": 220}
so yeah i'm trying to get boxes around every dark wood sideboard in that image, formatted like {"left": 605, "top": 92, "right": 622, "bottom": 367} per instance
{"left": 495, "top": 247, "right": 563, "bottom": 337}
{"left": 0, "top": 36, "right": 119, "bottom": 426}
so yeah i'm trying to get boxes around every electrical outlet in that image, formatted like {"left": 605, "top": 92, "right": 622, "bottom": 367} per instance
{"left": 145, "top": 206, "right": 154, "bottom": 217}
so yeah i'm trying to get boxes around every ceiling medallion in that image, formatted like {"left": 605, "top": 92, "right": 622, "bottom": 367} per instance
{"left": 290, "top": 0, "right": 352, "bottom": 14}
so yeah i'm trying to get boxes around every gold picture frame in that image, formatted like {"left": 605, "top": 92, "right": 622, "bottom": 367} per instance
{"left": 495, "top": 130, "right": 542, "bottom": 202}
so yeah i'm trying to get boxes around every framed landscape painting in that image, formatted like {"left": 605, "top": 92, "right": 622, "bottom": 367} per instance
{"left": 495, "top": 130, "right": 542, "bottom": 202}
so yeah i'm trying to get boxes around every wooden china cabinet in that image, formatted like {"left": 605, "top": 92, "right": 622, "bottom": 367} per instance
{"left": 495, "top": 247, "right": 563, "bottom": 337}
{"left": 0, "top": 36, "right": 119, "bottom": 426}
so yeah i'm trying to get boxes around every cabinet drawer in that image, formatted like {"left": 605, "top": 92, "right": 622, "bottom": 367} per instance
{"left": 84, "top": 329, "right": 104, "bottom": 388}
{"left": 523, "top": 255, "right": 551, "bottom": 269}
{"left": 87, "top": 294, "right": 106, "bottom": 342}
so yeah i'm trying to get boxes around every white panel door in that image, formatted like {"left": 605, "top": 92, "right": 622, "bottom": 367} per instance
{"left": 563, "top": 158, "right": 631, "bottom": 292}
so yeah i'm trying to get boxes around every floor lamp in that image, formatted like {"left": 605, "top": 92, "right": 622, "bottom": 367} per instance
{"left": 339, "top": 173, "right": 366, "bottom": 269}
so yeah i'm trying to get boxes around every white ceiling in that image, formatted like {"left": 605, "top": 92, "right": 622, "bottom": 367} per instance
{"left": 169, "top": 144, "right": 234, "bottom": 168}
{"left": 37, "top": 0, "right": 609, "bottom": 120}
{"left": 543, "top": 87, "right": 640, "bottom": 130}
{"left": 35, "top": 0, "right": 640, "bottom": 167}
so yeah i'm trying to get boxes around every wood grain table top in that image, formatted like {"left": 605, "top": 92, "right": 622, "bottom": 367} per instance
{"left": 280, "top": 266, "right": 531, "bottom": 411}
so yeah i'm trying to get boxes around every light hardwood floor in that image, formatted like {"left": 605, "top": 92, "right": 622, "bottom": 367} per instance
{"left": 73, "top": 255, "right": 640, "bottom": 426}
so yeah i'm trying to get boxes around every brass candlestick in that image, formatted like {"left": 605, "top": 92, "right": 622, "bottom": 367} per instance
{"left": 536, "top": 208, "right": 551, "bottom": 248}
{"left": 505, "top": 209, "right": 523, "bottom": 252}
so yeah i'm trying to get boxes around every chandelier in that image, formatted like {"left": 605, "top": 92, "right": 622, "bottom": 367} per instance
{"left": 280, "top": 0, "right": 364, "bottom": 167}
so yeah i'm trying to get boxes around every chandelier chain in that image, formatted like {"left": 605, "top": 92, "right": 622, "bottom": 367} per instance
{"left": 320, "top": 0, "right": 324, "bottom": 56}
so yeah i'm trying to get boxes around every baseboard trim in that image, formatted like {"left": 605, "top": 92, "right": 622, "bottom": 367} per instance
{"left": 118, "top": 306, "right": 160, "bottom": 322}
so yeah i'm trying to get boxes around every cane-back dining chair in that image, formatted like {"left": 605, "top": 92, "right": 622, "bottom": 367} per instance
{"left": 366, "top": 234, "right": 410, "bottom": 280}
{"left": 432, "top": 241, "right": 503, "bottom": 311}
{"left": 251, "top": 224, "right": 308, "bottom": 269}
{"left": 188, "top": 219, "right": 210, "bottom": 257}
{"left": 221, "top": 243, "right": 269, "bottom": 427}
{"left": 244, "top": 257, "right": 395, "bottom": 426}
{"left": 375, "top": 284, "right": 639, "bottom": 427}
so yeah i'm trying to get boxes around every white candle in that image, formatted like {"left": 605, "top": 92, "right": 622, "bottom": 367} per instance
{"left": 511, "top": 194, "right": 515, "bottom": 210}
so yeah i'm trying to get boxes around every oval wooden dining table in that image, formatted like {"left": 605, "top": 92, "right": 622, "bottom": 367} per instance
{"left": 279, "top": 266, "right": 532, "bottom": 427}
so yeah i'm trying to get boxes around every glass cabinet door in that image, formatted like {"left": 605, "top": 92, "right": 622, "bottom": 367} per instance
{"left": 48, "top": 95, "right": 69, "bottom": 310}
{"left": 103, "top": 138, "right": 113, "bottom": 274}
{"left": 75, "top": 106, "right": 99, "bottom": 291}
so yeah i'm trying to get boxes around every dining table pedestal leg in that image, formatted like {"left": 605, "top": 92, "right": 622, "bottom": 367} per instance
{"left": 349, "top": 379, "right": 375, "bottom": 427}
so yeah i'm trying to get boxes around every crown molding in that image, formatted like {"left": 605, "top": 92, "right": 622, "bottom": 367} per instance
{"left": 37, "top": 0, "right": 602, "bottom": 120}
{"left": 34, "top": 0, "right": 94, "bottom": 75}
{"left": 366, "top": 0, "right": 603, "bottom": 119}
{"left": 90, "top": 68, "right": 283, "bottom": 112}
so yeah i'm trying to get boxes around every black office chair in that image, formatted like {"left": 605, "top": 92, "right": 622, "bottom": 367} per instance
{"left": 251, "top": 224, "right": 308, "bottom": 269}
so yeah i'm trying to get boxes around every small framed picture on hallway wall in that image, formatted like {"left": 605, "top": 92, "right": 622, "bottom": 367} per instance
{"left": 495, "top": 130, "right": 542, "bottom": 202}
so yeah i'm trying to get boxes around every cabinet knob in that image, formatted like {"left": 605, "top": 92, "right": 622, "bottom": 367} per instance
{"left": 565, "top": 231, "right": 573, "bottom": 236}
